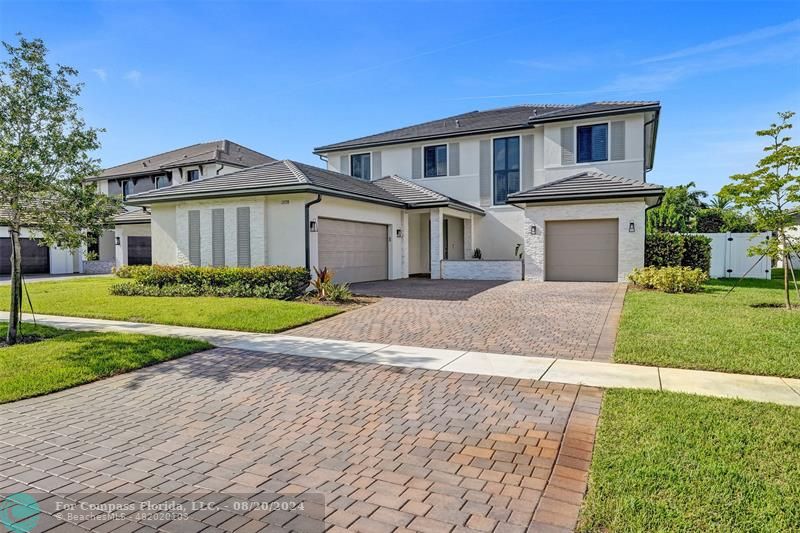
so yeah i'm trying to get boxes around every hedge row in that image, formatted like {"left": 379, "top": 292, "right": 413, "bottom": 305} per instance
{"left": 645, "top": 233, "right": 712, "bottom": 273}
{"left": 113, "top": 265, "right": 310, "bottom": 300}
{"left": 629, "top": 266, "right": 708, "bottom": 293}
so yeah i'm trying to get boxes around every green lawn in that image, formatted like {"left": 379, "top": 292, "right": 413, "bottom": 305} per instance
{"left": 0, "top": 277, "right": 340, "bottom": 333}
{"left": 578, "top": 390, "right": 800, "bottom": 533}
{"left": 615, "top": 278, "right": 800, "bottom": 377}
{"left": 0, "top": 322, "right": 209, "bottom": 403}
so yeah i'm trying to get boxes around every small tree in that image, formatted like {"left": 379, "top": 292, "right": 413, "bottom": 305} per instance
{"left": 722, "top": 111, "right": 800, "bottom": 309}
{"left": 646, "top": 182, "right": 708, "bottom": 233}
{"left": 0, "top": 35, "right": 118, "bottom": 343}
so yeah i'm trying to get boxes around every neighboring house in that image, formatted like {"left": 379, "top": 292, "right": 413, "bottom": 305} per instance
{"left": 123, "top": 101, "right": 663, "bottom": 284}
{"left": 314, "top": 101, "right": 664, "bottom": 281}
{"left": 0, "top": 207, "right": 80, "bottom": 276}
{"left": 87, "top": 140, "right": 275, "bottom": 269}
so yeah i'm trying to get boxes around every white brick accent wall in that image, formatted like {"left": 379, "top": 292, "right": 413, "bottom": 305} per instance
{"left": 523, "top": 199, "right": 647, "bottom": 282}
{"left": 430, "top": 208, "right": 443, "bottom": 279}
{"left": 441, "top": 260, "right": 522, "bottom": 280}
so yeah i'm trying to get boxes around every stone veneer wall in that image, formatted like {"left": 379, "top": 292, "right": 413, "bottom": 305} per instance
{"left": 441, "top": 260, "right": 523, "bottom": 281}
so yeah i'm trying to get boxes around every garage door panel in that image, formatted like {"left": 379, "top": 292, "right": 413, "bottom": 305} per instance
{"left": 545, "top": 219, "right": 618, "bottom": 282}
{"left": 0, "top": 237, "right": 50, "bottom": 275}
{"left": 318, "top": 218, "right": 388, "bottom": 284}
{"left": 128, "top": 236, "right": 152, "bottom": 265}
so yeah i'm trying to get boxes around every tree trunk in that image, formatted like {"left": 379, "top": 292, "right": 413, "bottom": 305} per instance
{"left": 7, "top": 228, "right": 23, "bottom": 344}
{"left": 782, "top": 232, "right": 791, "bottom": 310}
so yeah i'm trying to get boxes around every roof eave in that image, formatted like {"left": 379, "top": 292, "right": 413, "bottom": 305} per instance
{"left": 87, "top": 160, "right": 249, "bottom": 182}
{"left": 125, "top": 184, "right": 406, "bottom": 209}
{"left": 508, "top": 190, "right": 664, "bottom": 205}
{"left": 406, "top": 201, "right": 485, "bottom": 216}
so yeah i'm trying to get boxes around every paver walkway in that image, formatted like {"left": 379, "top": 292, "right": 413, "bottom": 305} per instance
{"left": 288, "top": 280, "right": 624, "bottom": 361}
{"left": 0, "top": 347, "right": 601, "bottom": 533}
{"left": 5, "top": 312, "right": 800, "bottom": 407}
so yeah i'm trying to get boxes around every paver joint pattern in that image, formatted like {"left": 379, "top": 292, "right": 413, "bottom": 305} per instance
{"left": 288, "top": 279, "right": 623, "bottom": 361}
{"left": 0, "top": 348, "right": 601, "bottom": 532}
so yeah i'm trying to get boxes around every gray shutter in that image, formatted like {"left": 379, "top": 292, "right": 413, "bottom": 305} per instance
{"left": 211, "top": 208, "right": 225, "bottom": 267}
{"left": 411, "top": 147, "right": 422, "bottom": 179}
{"left": 371, "top": 151, "right": 382, "bottom": 180}
{"left": 560, "top": 127, "right": 574, "bottom": 165}
{"left": 479, "top": 140, "right": 491, "bottom": 207}
{"left": 521, "top": 134, "right": 534, "bottom": 191}
{"left": 188, "top": 210, "right": 201, "bottom": 266}
{"left": 339, "top": 155, "right": 349, "bottom": 175}
{"left": 610, "top": 121, "right": 626, "bottom": 161}
{"left": 448, "top": 142, "right": 460, "bottom": 176}
{"left": 236, "top": 207, "right": 251, "bottom": 267}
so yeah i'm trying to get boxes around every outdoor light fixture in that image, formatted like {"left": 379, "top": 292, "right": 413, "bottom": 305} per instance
{"left": 396, "top": 229, "right": 403, "bottom": 238}
{"left": 530, "top": 225, "right": 537, "bottom": 235}
{"left": 309, "top": 220, "right": 318, "bottom": 232}
{"left": 629, "top": 221, "right": 636, "bottom": 233}
{"left": 115, "top": 236, "right": 121, "bottom": 245}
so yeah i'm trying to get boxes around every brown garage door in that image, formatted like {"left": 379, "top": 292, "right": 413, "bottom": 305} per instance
{"left": 0, "top": 238, "right": 50, "bottom": 275}
{"left": 127, "top": 236, "right": 152, "bottom": 265}
{"left": 545, "top": 219, "right": 618, "bottom": 282}
{"left": 318, "top": 218, "right": 388, "bottom": 284}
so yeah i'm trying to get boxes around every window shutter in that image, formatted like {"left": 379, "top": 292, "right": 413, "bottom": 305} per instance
{"left": 561, "top": 127, "right": 574, "bottom": 165}
{"left": 212, "top": 208, "right": 225, "bottom": 267}
{"left": 339, "top": 155, "right": 348, "bottom": 175}
{"left": 371, "top": 151, "right": 382, "bottom": 180}
{"left": 479, "top": 140, "right": 491, "bottom": 207}
{"left": 236, "top": 207, "right": 251, "bottom": 267}
{"left": 411, "top": 147, "right": 422, "bottom": 179}
{"left": 448, "top": 142, "right": 460, "bottom": 175}
{"left": 521, "top": 134, "right": 534, "bottom": 191}
{"left": 188, "top": 210, "right": 201, "bottom": 266}
{"left": 610, "top": 121, "right": 625, "bottom": 160}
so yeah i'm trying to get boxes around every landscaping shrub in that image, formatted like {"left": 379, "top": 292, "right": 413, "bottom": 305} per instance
{"left": 111, "top": 265, "right": 310, "bottom": 300}
{"left": 322, "top": 282, "right": 353, "bottom": 303}
{"left": 628, "top": 266, "right": 708, "bottom": 293}
{"left": 681, "top": 234, "right": 712, "bottom": 273}
{"left": 695, "top": 209, "right": 726, "bottom": 232}
{"left": 644, "top": 233, "right": 683, "bottom": 267}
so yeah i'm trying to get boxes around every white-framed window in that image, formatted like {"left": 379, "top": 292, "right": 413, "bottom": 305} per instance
{"left": 423, "top": 144, "right": 447, "bottom": 177}
{"left": 350, "top": 153, "right": 371, "bottom": 180}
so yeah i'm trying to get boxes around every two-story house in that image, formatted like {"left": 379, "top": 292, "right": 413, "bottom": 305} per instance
{"left": 126, "top": 102, "right": 663, "bottom": 283}
{"left": 87, "top": 140, "right": 275, "bottom": 269}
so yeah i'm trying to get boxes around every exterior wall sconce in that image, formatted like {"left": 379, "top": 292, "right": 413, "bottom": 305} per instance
{"left": 530, "top": 225, "right": 537, "bottom": 235}
{"left": 309, "top": 220, "right": 318, "bottom": 232}
{"left": 396, "top": 229, "right": 403, "bottom": 238}
{"left": 115, "top": 236, "right": 121, "bottom": 246}
{"left": 628, "top": 221, "right": 636, "bottom": 233}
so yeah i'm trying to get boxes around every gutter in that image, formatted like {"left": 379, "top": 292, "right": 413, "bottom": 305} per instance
{"left": 304, "top": 194, "right": 322, "bottom": 271}
{"left": 643, "top": 111, "right": 659, "bottom": 181}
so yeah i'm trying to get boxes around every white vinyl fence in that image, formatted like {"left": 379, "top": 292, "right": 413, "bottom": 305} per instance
{"left": 694, "top": 232, "right": 771, "bottom": 279}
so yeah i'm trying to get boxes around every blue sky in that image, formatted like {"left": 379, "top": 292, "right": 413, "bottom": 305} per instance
{"left": 2, "top": 0, "right": 799, "bottom": 194}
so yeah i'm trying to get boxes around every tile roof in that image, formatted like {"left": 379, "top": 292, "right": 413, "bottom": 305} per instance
{"left": 507, "top": 171, "right": 664, "bottom": 204}
{"left": 374, "top": 175, "right": 484, "bottom": 215}
{"left": 314, "top": 101, "right": 660, "bottom": 152}
{"left": 125, "top": 160, "right": 482, "bottom": 214}
{"left": 114, "top": 208, "right": 151, "bottom": 224}
{"left": 91, "top": 140, "right": 276, "bottom": 181}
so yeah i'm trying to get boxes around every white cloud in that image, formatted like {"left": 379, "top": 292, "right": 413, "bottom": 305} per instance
{"left": 638, "top": 19, "right": 800, "bottom": 64}
{"left": 124, "top": 70, "right": 142, "bottom": 85}
{"left": 92, "top": 68, "right": 107, "bottom": 82}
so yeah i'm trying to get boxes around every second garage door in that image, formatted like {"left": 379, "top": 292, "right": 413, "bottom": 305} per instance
{"left": 318, "top": 218, "right": 388, "bottom": 284}
{"left": 545, "top": 219, "right": 618, "bottom": 282}
{"left": 0, "top": 238, "right": 50, "bottom": 275}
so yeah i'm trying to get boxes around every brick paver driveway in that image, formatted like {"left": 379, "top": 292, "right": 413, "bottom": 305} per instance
{"left": 0, "top": 348, "right": 601, "bottom": 533}
{"left": 289, "top": 280, "right": 625, "bottom": 361}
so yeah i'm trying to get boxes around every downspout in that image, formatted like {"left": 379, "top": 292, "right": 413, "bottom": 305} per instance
{"left": 304, "top": 194, "right": 322, "bottom": 271}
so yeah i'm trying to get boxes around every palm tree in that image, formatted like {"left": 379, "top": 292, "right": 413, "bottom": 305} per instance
{"left": 708, "top": 194, "right": 732, "bottom": 210}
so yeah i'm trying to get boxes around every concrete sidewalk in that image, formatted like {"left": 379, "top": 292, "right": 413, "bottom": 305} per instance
{"left": 6, "top": 312, "right": 800, "bottom": 407}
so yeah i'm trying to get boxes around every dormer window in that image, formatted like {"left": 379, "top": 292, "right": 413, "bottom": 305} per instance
{"left": 577, "top": 124, "right": 608, "bottom": 163}
{"left": 122, "top": 180, "right": 132, "bottom": 199}
{"left": 350, "top": 153, "right": 371, "bottom": 181}
{"left": 155, "top": 174, "right": 172, "bottom": 189}
{"left": 187, "top": 169, "right": 201, "bottom": 182}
